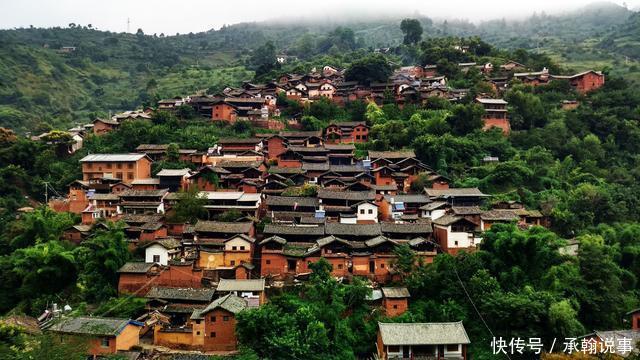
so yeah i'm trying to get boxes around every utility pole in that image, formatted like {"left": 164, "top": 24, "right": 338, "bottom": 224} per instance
{"left": 44, "top": 182, "right": 49, "bottom": 205}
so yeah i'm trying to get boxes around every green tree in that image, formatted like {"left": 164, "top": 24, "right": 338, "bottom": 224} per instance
{"left": 250, "top": 41, "right": 277, "bottom": 77}
{"left": 345, "top": 54, "right": 393, "bottom": 86}
{"left": 447, "top": 103, "right": 485, "bottom": 135}
{"left": 170, "top": 186, "right": 207, "bottom": 223}
{"left": 400, "top": 19, "right": 423, "bottom": 45}
{"left": 75, "top": 223, "right": 130, "bottom": 302}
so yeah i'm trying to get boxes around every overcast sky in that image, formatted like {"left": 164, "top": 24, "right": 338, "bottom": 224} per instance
{"left": 0, "top": 0, "right": 636, "bottom": 34}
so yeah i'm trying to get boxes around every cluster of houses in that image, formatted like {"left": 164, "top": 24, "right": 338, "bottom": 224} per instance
{"left": 35, "top": 60, "right": 608, "bottom": 358}
{"left": 42, "top": 119, "right": 555, "bottom": 357}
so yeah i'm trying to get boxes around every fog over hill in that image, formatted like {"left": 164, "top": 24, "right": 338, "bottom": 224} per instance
{"left": 0, "top": 0, "right": 636, "bottom": 34}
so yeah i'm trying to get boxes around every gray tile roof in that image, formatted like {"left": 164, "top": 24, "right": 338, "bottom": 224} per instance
{"left": 156, "top": 168, "right": 191, "bottom": 177}
{"left": 141, "top": 238, "right": 181, "bottom": 250}
{"left": 432, "top": 215, "right": 466, "bottom": 227}
{"left": 80, "top": 154, "right": 148, "bottom": 162}
{"left": 216, "top": 279, "right": 265, "bottom": 292}
{"left": 265, "top": 196, "right": 318, "bottom": 207}
{"left": 382, "top": 287, "right": 410, "bottom": 299}
{"left": 117, "top": 262, "right": 156, "bottom": 273}
{"left": 452, "top": 206, "right": 482, "bottom": 215}
{"left": 269, "top": 166, "right": 306, "bottom": 175}
{"left": 46, "top": 317, "right": 140, "bottom": 336}
{"left": 364, "top": 236, "right": 396, "bottom": 247}
{"left": 194, "top": 221, "right": 252, "bottom": 234}
{"left": 381, "top": 222, "right": 433, "bottom": 234}
{"left": 378, "top": 322, "right": 470, "bottom": 345}
{"left": 383, "top": 194, "right": 431, "bottom": 203}
{"left": 368, "top": 150, "right": 416, "bottom": 160}
{"left": 302, "top": 162, "right": 331, "bottom": 171}
{"left": 263, "top": 224, "right": 325, "bottom": 236}
{"left": 89, "top": 193, "right": 120, "bottom": 201}
{"left": 318, "top": 189, "right": 375, "bottom": 201}
{"left": 480, "top": 209, "right": 520, "bottom": 221}
{"left": 325, "top": 223, "right": 382, "bottom": 237}
{"left": 196, "top": 294, "right": 248, "bottom": 317}
{"left": 420, "top": 201, "right": 447, "bottom": 211}
{"left": 259, "top": 235, "right": 288, "bottom": 245}
{"left": 119, "top": 189, "right": 169, "bottom": 198}
{"left": 424, "top": 188, "right": 489, "bottom": 198}
{"left": 145, "top": 287, "right": 216, "bottom": 302}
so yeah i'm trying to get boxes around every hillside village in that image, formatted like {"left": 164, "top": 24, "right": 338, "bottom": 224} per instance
{"left": 19, "top": 52, "right": 619, "bottom": 359}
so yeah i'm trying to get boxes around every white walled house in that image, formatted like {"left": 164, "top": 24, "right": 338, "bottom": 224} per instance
{"left": 377, "top": 322, "right": 470, "bottom": 360}
{"left": 420, "top": 201, "right": 447, "bottom": 220}
{"left": 143, "top": 238, "right": 181, "bottom": 265}
{"left": 355, "top": 201, "right": 379, "bottom": 223}
{"left": 432, "top": 215, "right": 481, "bottom": 255}
{"left": 224, "top": 234, "right": 255, "bottom": 253}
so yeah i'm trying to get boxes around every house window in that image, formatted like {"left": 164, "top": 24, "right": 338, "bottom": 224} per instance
{"left": 454, "top": 241, "right": 459, "bottom": 246}
{"left": 196, "top": 331, "right": 201, "bottom": 335}
{"left": 338, "top": 264, "right": 343, "bottom": 269}
{"left": 127, "top": 173, "right": 133, "bottom": 180}
{"left": 117, "top": 163, "right": 122, "bottom": 169}
{"left": 210, "top": 332, "right": 216, "bottom": 338}
{"left": 153, "top": 255, "right": 160, "bottom": 263}
{"left": 360, "top": 209, "right": 365, "bottom": 214}
{"left": 210, "top": 316, "right": 216, "bottom": 322}
{"left": 368, "top": 209, "right": 373, "bottom": 214}
{"left": 380, "top": 263, "right": 385, "bottom": 269}
{"left": 230, "top": 260, "right": 236, "bottom": 266}
{"left": 195, "top": 320, "right": 201, "bottom": 324}
{"left": 240, "top": 246, "right": 245, "bottom": 251}
{"left": 232, "top": 246, "right": 237, "bottom": 250}
{"left": 265, "top": 260, "right": 271, "bottom": 265}
{"left": 116, "top": 172, "right": 123, "bottom": 179}
{"left": 447, "top": 344, "right": 459, "bottom": 352}
{"left": 106, "top": 163, "right": 112, "bottom": 169}
{"left": 393, "top": 304, "right": 398, "bottom": 309}
{"left": 100, "top": 338, "right": 110, "bottom": 347}
{"left": 223, "top": 316, "right": 230, "bottom": 321}
{"left": 128, "top": 163, "right": 134, "bottom": 169}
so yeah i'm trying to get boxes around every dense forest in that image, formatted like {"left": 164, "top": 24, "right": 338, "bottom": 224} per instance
{"left": 2, "top": 3, "right": 640, "bottom": 359}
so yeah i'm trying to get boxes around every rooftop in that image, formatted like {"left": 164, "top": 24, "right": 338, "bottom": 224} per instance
{"left": 378, "top": 322, "right": 470, "bottom": 346}
{"left": 145, "top": 287, "right": 216, "bottom": 302}
{"left": 156, "top": 168, "right": 191, "bottom": 177}
{"left": 381, "top": 287, "right": 410, "bottom": 299}
{"left": 194, "top": 294, "right": 248, "bottom": 318}
{"left": 80, "top": 154, "right": 148, "bottom": 162}
{"left": 194, "top": 221, "right": 253, "bottom": 234}
{"left": 216, "top": 278, "right": 265, "bottom": 292}
{"left": 46, "top": 317, "right": 141, "bottom": 337}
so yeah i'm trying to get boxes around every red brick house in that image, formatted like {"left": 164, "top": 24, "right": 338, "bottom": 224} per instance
{"left": 381, "top": 287, "right": 410, "bottom": 317}
{"left": 325, "top": 122, "right": 369, "bottom": 144}
{"left": 117, "top": 262, "right": 204, "bottom": 295}
{"left": 554, "top": 70, "right": 605, "bottom": 93}
{"left": 92, "top": 118, "right": 120, "bottom": 136}
{"left": 476, "top": 98, "right": 510, "bottom": 134}
{"left": 190, "top": 294, "right": 248, "bottom": 351}
{"left": 46, "top": 317, "right": 142, "bottom": 357}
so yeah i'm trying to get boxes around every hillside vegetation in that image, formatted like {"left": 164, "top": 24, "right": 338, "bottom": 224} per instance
{"left": 2, "top": 2, "right": 640, "bottom": 132}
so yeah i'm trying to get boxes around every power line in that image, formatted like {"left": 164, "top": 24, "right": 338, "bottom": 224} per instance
{"left": 452, "top": 260, "right": 512, "bottom": 360}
